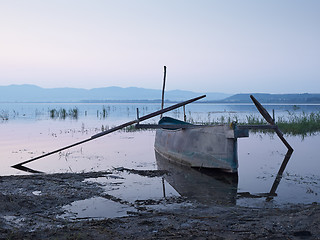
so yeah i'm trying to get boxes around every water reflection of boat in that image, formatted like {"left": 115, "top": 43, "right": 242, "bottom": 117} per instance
{"left": 155, "top": 151, "right": 238, "bottom": 206}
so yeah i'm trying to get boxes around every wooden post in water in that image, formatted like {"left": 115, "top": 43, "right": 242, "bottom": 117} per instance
{"left": 272, "top": 109, "right": 275, "bottom": 122}
{"left": 136, "top": 108, "right": 140, "bottom": 123}
{"left": 160, "top": 66, "right": 167, "bottom": 118}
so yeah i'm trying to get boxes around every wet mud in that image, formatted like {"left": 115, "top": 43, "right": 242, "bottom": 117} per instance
{"left": 0, "top": 170, "right": 319, "bottom": 240}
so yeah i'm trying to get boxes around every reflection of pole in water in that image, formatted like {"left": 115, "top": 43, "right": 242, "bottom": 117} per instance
{"left": 267, "top": 148, "right": 294, "bottom": 201}
{"left": 162, "top": 177, "right": 166, "bottom": 198}
{"left": 237, "top": 148, "right": 294, "bottom": 201}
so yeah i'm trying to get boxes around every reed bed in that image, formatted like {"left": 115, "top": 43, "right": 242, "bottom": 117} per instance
{"left": 238, "top": 112, "right": 320, "bottom": 136}
{"left": 190, "top": 111, "right": 320, "bottom": 136}
{"left": 49, "top": 107, "right": 79, "bottom": 119}
{"left": 277, "top": 112, "right": 320, "bottom": 136}
{"left": 3, "top": 104, "right": 319, "bottom": 137}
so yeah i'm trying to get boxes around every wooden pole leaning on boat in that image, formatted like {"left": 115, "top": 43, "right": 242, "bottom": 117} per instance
{"left": 11, "top": 95, "right": 206, "bottom": 170}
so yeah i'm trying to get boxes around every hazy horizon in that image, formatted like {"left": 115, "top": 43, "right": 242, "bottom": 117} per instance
{"left": 1, "top": 1, "right": 319, "bottom": 94}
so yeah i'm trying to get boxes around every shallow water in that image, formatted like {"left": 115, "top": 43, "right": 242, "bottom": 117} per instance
{"left": 60, "top": 196, "right": 136, "bottom": 220}
{"left": 1, "top": 102, "right": 320, "bottom": 218}
{"left": 2, "top": 102, "right": 320, "bottom": 124}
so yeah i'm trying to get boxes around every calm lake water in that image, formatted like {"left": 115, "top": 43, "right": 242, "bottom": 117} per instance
{"left": 1, "top": 102, "right": 320, "bottom": 212}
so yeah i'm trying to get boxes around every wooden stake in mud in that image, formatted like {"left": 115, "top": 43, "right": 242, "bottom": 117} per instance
{"left": 12, "top": 95, "right": 206, "bottom": 171}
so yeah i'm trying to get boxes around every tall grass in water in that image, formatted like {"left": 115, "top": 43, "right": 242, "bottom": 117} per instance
{"left": 49, "top": 107, "right": 79, "bottom": 119}
{"left": 245, "top": 114, "right": 266, "bottom": 125}
{"left": 277, "top": 112, "right": 320, "bottom": 136}
{"left": 102, "top": 106, "right": 107, "bottom": 118}
{"left": 68, "top": 108, "right": 79, "bottom": 119}
{"left": 0, "top": 110, "right": 9, "bottom": 121}
{"left": 242, "top": 111, "right": 320, "bottom": 136}
{"left": 188, "top": 111, "right": 320, "bottom": 136}
{"left": 96, "top": 106, "right": 110, "bottom": 119}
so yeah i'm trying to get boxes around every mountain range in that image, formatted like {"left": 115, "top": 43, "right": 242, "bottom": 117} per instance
{"left": 0, "top": 84, "right": 230, "bottom": 102}
{"left": 1, "top": 84, "right": 320, "bottom": 103}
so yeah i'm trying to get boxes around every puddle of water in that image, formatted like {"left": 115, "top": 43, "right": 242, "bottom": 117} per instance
{"left": 60, "top": 197, "right": 136, "bottom": 220}
{"left": 85, "top": 171, "right": 181, "bottom": 204}
{"left": 59, "top": 170, "right": 184, "bottom": 219}
{"left": 105, "top": 171, "right": 179, "bottom": 202}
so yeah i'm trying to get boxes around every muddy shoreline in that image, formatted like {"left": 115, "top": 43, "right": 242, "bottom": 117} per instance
{"left": 1, "top": 171, "right": 319, "bottom": 239}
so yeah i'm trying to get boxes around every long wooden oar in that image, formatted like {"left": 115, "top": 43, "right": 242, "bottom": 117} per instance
{"left": 12, "top": 95, "right": 206, "bottom": 170}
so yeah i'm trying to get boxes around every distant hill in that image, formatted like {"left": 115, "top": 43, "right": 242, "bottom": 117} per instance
{"left": 221, "top": 93, "right": 320, "bottom": 103}
{"left": 0, "top": 84, "right": 231, "bottom": 102}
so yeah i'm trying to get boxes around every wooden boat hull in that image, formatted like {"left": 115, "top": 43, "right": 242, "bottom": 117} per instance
{"left": 154, "top": 117, "right": 248, "bottom": 172}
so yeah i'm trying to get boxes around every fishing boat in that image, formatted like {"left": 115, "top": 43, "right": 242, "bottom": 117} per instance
{"left": 154, "top": 117, "right": 249, "bottom": 173}
{"left": 147, "top": 90, "right": 292, "bottom": 174}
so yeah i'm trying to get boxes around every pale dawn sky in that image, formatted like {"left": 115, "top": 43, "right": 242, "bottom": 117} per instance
{"left": 0, "top": 0, "right": 319, "bottom": 93}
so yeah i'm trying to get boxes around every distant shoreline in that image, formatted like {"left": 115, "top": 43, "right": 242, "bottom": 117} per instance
{"left": 1, "top": 100, "right": 320, "bottom": 104}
